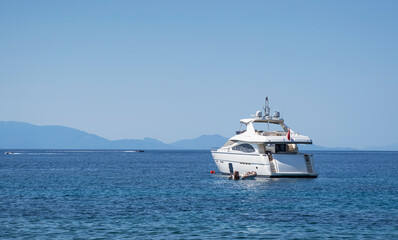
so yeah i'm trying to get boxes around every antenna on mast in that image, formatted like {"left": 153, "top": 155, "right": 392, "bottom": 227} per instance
{"left": 264, "top": 96, "right": 270, "bottom": 117}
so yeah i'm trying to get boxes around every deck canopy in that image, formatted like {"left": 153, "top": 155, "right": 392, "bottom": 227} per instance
{"left": 231, "top": 134, "right": 312, "bottom": 144}
{"left": 234, "top": 117, "right": 312, "bottom": 144}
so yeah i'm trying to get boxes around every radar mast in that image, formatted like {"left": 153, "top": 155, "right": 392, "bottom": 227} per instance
{"left": 264, "top": 97, "right": 271, "bottom": 131}
{"left": 264, "top": 96, "right": 270, "bottom": 117}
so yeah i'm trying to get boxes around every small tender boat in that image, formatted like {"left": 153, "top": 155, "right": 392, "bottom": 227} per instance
{"left": 228, "top": 171, "right": 257, "bottom": 180}
{"left": 241, "top": 171, "right": 257, "bottom": 180}
{"left": 5, "top": 152, "right": 14, "bottom": 155}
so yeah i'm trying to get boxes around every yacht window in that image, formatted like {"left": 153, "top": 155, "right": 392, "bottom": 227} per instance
{"left": 287, "top": 144, "right": 298, "bottom": 153}
{"left": 275, "top": 144, "right": 287, "bottom": 153}
{"left": 275, "top": 144, "right": 298, "bottom": 153}
{"left": 232, "top": 144, "right": 255, "bottom": 153}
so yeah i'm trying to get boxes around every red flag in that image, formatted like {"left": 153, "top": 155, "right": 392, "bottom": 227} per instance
{"left": 287, "top": 129, "right": 291, "bottom": 140}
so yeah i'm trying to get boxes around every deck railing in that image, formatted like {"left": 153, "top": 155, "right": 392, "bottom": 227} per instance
{"left": 211, "top": 147, "right": 231, "bottom": 152}
{"left": 256, "top": 131, "right": 286, "bottom": 136}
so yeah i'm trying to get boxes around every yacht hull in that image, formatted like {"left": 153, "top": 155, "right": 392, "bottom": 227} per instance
{"left": 211, "top": 151, "right": 318, "bottom": 178}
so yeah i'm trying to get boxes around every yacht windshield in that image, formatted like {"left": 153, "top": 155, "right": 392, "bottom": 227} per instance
{"left": 253, "top": 122, "right": 285, "bottom": 132}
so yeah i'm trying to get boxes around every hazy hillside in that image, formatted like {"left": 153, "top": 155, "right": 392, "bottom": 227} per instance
{"left": 170, "top": 134, "right": 228, "bottom": 149}
{"left": 0, "top": 121, "right": 110, "bottom": 149}
{"left": 0, "top": 121, "right": 224, "bottom": 149}
{"left": 363, "top": 144, "right": 398, "bottom": 151}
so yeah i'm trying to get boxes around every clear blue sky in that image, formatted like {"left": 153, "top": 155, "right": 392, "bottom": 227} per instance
{"left": 1, "top": 0, "right": 397, "bottom": 148}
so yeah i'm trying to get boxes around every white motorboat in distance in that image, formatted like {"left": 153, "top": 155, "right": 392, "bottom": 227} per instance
{"left": 211, "top": 97, "right": 318, "bottom": 178}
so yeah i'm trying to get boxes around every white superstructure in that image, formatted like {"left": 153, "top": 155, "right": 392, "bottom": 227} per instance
{"left": 211, "top": 97, "right": 318, "bottom": 178}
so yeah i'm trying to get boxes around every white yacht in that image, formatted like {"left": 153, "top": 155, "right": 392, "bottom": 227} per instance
{"left": 211, "top": 97, "right": 318, "bottom": 178}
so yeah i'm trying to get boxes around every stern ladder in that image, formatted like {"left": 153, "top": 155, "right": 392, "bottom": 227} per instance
{"left": 304, "top": 154, "right": 314, "bottom": 173}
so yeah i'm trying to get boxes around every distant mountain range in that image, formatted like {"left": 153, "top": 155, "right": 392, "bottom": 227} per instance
{"left": 0, "top": 121, "right": 227, "bottom": 149}
{"left": 0, "top": 121, "right": 397, "bottom": 150}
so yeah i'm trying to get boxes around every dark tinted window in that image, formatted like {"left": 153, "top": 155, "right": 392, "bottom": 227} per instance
{"left": 275, "top": 144, "right": 286, "bottom": 153}
{"left": 232, "top": 144, "right": 255, "bottom": 153}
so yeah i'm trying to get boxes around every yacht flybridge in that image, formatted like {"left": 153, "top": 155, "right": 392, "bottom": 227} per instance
{"left": 211, "top": 97, "right": 318, "bottom": 178}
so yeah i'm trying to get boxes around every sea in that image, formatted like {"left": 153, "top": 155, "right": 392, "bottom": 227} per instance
{"left": 0, "top": 150, "right": 397, "bottom": 239}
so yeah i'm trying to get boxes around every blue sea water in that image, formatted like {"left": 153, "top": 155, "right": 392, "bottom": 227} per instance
{"left": 0, "top": 150, "right": 397, "bottom": 239}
